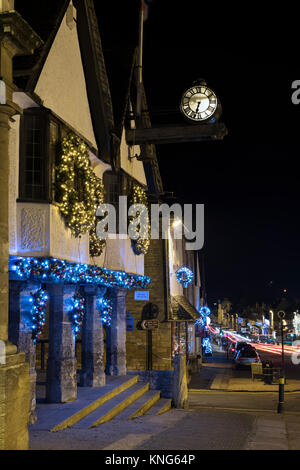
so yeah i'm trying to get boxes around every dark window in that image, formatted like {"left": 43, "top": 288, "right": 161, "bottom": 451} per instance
{"left": 19, "top": 111, "right": 48, "bottom": 202}
{"left": 49, "top": 120, "right": 59, "bottom": 202}
{"left": 103, "top": 171, "right": 120, "bottom": 208}
{"left": 24, "top": 115, "right": 44, "bottom": 199}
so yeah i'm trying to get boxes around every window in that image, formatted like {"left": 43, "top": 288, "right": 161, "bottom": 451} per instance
{"left": 19, "top": 112, "right": 48, "bottom": 201}
{"left": 19, "top": 109, "right": 68, "bottom": 203}
{"left": 103, "top": 171, "right": 120, "bottom": 208}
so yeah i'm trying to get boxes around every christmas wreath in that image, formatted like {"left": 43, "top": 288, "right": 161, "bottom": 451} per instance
{"left": 56, "top": 133, "right": 106, "bottom": 256}
{"left": 175, "top": 266, "right": 194, "bottom": 288}
{"left": 129, "top": 185, "right": 150, "bottom": 255}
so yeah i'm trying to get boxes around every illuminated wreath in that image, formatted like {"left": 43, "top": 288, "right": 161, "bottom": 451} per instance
{"left": 175, "top": 266, "right": 194, "bottom": 288}
{"left": 199, "top": 306, "right": 211, "bottom": 317}
{"left": 129, "top": 185, "right": 150, "bottom": 255}
{"left": 56, "top": 134, "right": 106, "bottom": 258}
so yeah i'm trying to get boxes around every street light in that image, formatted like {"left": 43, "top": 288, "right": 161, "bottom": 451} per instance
{"left": 277, "top": 310, "right": 286, "bottom": 413}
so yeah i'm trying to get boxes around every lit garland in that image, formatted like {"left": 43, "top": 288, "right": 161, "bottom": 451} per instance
{"left": 175, "top": 266, "right": 194, "bottom": 288}
{"left": 29, "top": 288, "right": 48, "bottom": 344}
{"left": 202, "top": 337, "right": 213, "bottom": 355}
{"left": 97, "top": 294, "right": 113, "bottom": 326}
{"left": 56, "top": 133, "right": 106, "bottom": 258}
{"left": 129, "top": 185, "right": 150, "bottom": 255}
{"left": 12, "top": 256, "right": 151, "bottom": 290}
{"left": 70, "top": 291, "right": 85, "bottom": 338}
{"left": 195, "top": 306, "right": 211, "bottom": 327}
{"left": 195, "top": 316, "right": 206, "bottom": 327}
{"left": 89, "top": 230, "right": 106, "bottom": 258}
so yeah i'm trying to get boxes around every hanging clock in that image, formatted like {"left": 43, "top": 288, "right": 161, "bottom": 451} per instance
{"left": 180, "top": 79, "right": 222, "bottom": 123}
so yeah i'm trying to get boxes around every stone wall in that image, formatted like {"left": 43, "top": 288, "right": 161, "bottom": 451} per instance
{"left": 126, "top": 238, "right": 173, "bottom": 372}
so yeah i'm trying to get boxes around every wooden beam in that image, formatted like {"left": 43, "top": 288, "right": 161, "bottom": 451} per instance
{"left": 126, "top": 122, "right": 228, "bottom": 145}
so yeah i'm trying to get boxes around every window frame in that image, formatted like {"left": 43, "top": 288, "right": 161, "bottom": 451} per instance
{"left": 19, "top": 107, "right": 50, "bottom": 203}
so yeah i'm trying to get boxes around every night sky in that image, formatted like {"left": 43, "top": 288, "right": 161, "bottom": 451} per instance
{"left": 17, "top": 1, "right": 300, "bottom": 305}
{"left": 141, "top": 1, "right": 300, "bottom": 304}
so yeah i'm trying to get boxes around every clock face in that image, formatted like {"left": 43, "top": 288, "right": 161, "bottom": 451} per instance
{"left": 180, "top": 85, "right": 218, "bottom": 122}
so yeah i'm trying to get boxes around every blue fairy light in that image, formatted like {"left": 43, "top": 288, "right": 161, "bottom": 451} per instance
{"left": 30, "top": 288, "right": 48, "bottom": 344}
{"left": 12, "top": 256, "right": 151, "bottom": 290}
{"left": 202, "top": 337, "right": 212, "bottom": 355}
{"left": 199, "top": 306, "right": 211, "bottom": 317}
{"left": 175, "top": 266, "right": 194, "bottom": 288}
{"left": 69, "top": 292, "right": 85, "bottom": 338}
{"left": 97, "top": 294, "right": 113, "bottom": 326}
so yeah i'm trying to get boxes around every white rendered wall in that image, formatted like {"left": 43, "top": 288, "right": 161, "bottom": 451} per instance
{"left": 168, "top": 229, "right": 184, "bottom": 296}
{"left": 120, "top": 130, "right": 147, "bottom": 186}
{"left": 90, "top": 238, "right": 144, "bottom": 275}
{"left": 34, "top": 5, "right": 97, "bottom": 149}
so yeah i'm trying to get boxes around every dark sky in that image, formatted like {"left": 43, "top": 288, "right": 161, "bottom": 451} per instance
{"left": 17, "top": 0, "right": 300, "bottom": 305}
{"left": 140, "top": 1, "right": 300, "bottom": 304}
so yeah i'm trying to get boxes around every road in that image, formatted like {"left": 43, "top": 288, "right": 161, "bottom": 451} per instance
{"left": 189, "top": 349, "right": 300, "bottom": 413}
{"left": 208, "top": 327, "right": 300, "bottom": 380}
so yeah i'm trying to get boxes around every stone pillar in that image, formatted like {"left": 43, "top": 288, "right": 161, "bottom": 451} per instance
{"left": 172, "top": 353, "right": 188, "bottom": 409}
{"left": 8, "top": 280, "right": 40, "bottom": 425}
{"left": 80, "top": 286, "right": 106, "bottom": 387}
{"left": 0, "top": 8, "right": 42, "bottom": 450}
{"left": 106, "top": 288, "right": 127, "bottom": 376}
{"left": 46, "top": 284, "right": 77, "bottom": 403}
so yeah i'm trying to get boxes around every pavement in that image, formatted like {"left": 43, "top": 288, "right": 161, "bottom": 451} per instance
{"left": 28, "top": 346, "right": 300, "bottom": 451}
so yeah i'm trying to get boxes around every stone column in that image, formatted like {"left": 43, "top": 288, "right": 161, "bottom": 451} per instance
{"left": 46, "top": 284, "right": 77, "bottom": 403}
{"left": 0, "top": 7, "right": 42, "bottom": 450}
{"left": 8, "top": 280, "right": 40, "bottom": 425}
{"left": 106, "top": 288, "right": 127, "bottom": 376}
{"left": 0, "top": 103, "right": 32, "bottom": 450}
{"left": 80, "top": 286, "right": 106, "bottom": 387}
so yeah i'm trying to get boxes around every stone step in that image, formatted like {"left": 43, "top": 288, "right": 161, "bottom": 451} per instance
{"left": 70, "top": 382, "right": 150, "bottom": 428}
{"left": 88, "top": 382, "right": 151, "bottom": 428}
{"left": 145, "top": 398, "right": 172, "bottom": 416}
{"left": 116, "top": 389, "right": 161, "bottom": 420}
{"left": 50, "top": 375, "right": 139, "bottom": 432}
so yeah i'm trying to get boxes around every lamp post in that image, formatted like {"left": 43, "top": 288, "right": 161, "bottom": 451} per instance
{"left": 277, "top": 310, "right": 286, "bottom": 413}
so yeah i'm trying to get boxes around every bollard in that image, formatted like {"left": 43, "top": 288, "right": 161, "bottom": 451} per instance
{"left": 277, "top": 377, "right": 284, "bottom": 413}
{"left": 172, "top": 354, "right": 188, "bottom": 409}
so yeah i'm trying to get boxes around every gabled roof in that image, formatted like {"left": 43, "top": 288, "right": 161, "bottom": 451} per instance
{"left": 14, "top": 0, "right": 115, "bottom": 164}
{"left": 25, "top": 0, "right": 70, "bottom": 93}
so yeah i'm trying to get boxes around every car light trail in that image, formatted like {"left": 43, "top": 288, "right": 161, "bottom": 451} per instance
{"left": 209, "top": 325, "right": 299, "bottom": 356}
